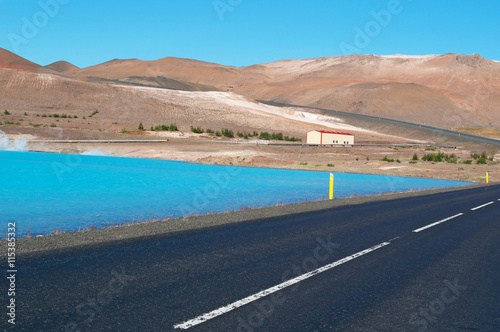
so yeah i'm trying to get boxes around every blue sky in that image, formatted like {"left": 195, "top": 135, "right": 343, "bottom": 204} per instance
{"left": 1, "top": 0, "right": 499, "bottom": 68}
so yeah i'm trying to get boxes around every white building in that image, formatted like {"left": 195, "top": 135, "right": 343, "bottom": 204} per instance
{"left": 306, "top": 130, "right": 355, "bottom": 145}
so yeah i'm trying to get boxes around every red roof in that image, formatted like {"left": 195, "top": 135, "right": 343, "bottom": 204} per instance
{"left": 309, "top": 130, "right": 353, "bottom": 136}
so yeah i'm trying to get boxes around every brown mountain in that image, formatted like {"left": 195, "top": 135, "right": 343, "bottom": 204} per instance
{"left": 0, "top": 48, "right": 45, "bottom": 72}
{"left": 1, "top": 49, "right": 499, "bottom": 129}
{"left": 69, "top": 53, "right": 500, "bottom": 128}
{"left": 67, "top": 57, "right": 249, "bottom": 84}
{"left": 45, "top": 61, "right": 79, "bottom": 73}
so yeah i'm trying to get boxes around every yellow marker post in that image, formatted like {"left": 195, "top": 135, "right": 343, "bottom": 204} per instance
{"left": 486, "top": 172, "right": 489, "bottom": 184}
{"left": 329, "top": 173, "right": 334, "bottom": 200}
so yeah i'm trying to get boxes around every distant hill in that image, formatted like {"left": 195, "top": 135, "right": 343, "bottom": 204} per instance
{"left": 45, "top": 61, "right": 80, "bottom": 73}
{"left": 0, "top": 48, "right": 45, "bottom": 72}
{"left": 68, "top": 53, "right": 500, "bottom": 128}
{"left": 67, "top": 57, "right": 250, "bottom": 86}
{"left": 1, "top": 48, "right": 500, "bottom": 128}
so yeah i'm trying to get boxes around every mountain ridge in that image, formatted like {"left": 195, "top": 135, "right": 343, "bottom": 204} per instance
{"left": 1, "top": 48, "right": 499, "bottom": 128}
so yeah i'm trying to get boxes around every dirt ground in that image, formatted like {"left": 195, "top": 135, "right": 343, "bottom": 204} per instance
{"left": 17, "top": 129, "right": 498, "bottom": 183}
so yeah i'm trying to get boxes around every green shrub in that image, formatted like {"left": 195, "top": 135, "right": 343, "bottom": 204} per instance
{"left": 476, "top": 156, "right": 487, "bottom": 164}
{"left": 215, "top": 131, "right": 221, "bottom": 137}
{"left": 138, "top": 122, "right": 144, "bottom": 130}
{"left": 446, "top": 154, "right": 458, "bottom": 164}
{"left": 461, "top": 160, "right": 473, "bottom": 164}
{"left": 412, "top": 153, "right": 419, "bottom": 161}
{"left": 4, "top": 110, "right": 10, "bottom": 115}
{"left": 382, "top": 156, "right": 395, "bottom": 162}
{"left": 299, "top": 162, "right": 308, "bottom": 166}
{"left": 471, "top": 152, "right": 488, "bottom": 164}
{"left": 50, "top": 123, "right": 56, "bottom": 127}
{"left": 327, "top": 163, "right": 334, "bottom": 167}
{"left": 221, "top": 128, "right": 234, "bottom": 138}
{"left": 154, "top": 125, "right": 168, "bottom": 131}
{"left": 152, "top": 123, "right": 178, "bottom": 131}
{"left": 271, "top": 132, "right": 284, "bottom": 140}
{"left": 191, "top": 126, "right": 204, "bottom": 134}
{"left": 421, "top": 152, "right": 458, "bottom": 163}
{"left": 259, "top": 132, "right": 271, "bottom": 140}
{"left": 206, "top": 128, "right": 215, "bottom": 134}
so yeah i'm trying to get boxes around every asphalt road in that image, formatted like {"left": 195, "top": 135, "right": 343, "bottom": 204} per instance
{"left": 4, "top": 184, "right": 500, "bottom": 331}
{"left": 258, "top": 100, "right": 500, "bottom": 148}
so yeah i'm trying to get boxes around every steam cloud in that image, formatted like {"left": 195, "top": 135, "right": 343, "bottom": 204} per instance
{"left": 0, "top": 130, "right": 28, "bottom": 151}
{"left": 81, "top": 147, "right": 108, "bottom": 156}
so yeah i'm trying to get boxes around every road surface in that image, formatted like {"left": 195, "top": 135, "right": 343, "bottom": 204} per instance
{"left": 258, "top": 100, "right": 500, "bottom": 148}
{"left": 4, "top": 184, "right": 500, "bottom": 331}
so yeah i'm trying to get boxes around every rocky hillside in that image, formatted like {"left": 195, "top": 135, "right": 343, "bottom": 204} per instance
{"left": 1, "top": 49, "right": 499, "bottom": 129}
{"left": 67, "top": 53, "right": 500, "bottom": 128}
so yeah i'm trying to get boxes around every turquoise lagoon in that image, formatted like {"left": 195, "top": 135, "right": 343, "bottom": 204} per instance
{"left": 0, "top": 151, "right": 473, "bottom": 237}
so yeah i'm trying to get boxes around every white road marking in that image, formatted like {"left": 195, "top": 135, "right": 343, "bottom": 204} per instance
{"left": 471, "top": 201, "right": 495, "bottom": 211}
{"left": 412, "top": 213, "right": 464, "bottom": 233}
{"left": 173, "top": 241, "right": 391, "bottom": 330}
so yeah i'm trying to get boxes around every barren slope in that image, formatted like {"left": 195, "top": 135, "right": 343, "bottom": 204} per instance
{"left": 2, "top": 49, "right": 499, "bottom": 129}
{"left": 0, "top": 48, "right": 46, "bottom": 72}
{"left": 45, "top": 61, "right": 80, "bottom": 73}
{"left": 1, "top": 69, "right": 398, "bottom": 142}
{"left": 69, "top": 53, "right": 500, "bottom": 128}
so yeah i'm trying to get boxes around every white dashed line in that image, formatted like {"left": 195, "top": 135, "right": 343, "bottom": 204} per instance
{"left": 471, "top": 201, "right": 494, "bottom": 211}
{"left": 173, "top": 241, "right": 391, "bottom": 330}
{"left": 175, "top": 196, "right": 499, "bottom": 329}
{"left": 412, "top": 213, "right": 464, "bottom": 233}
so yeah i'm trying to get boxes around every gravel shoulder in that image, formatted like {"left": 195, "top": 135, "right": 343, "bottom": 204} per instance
{"left": 2, "top": 183, "right": 494, "bottom": 257}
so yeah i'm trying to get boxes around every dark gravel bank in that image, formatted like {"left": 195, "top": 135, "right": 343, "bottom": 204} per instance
{"left": 1, "top": 183, "right": 493, "bottom": 257}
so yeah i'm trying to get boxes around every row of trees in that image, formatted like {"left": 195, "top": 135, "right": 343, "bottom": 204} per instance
{"left": 136, "top": 123, "right": 302, "bottom": 141}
